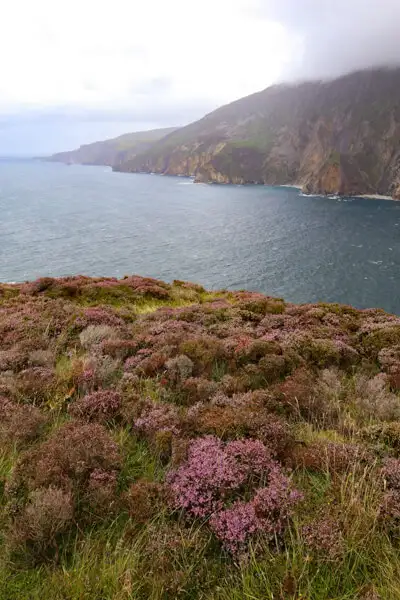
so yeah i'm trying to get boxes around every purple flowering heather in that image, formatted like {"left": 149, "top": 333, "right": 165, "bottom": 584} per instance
{"left": 168, "top": 436, "right": 274, "bottom": 519}
{"left": 210, "top": 467, "right": 302, "bottom": 554}
{"left": 168, "top": 435, "right": 301, "bottom": 553}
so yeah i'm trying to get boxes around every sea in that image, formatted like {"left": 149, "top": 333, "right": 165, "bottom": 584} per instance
{"left": 1, "top": 159, "right": 400, "bottom": 314}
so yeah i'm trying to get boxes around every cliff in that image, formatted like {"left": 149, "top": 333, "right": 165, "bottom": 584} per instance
{"left": 115, "top": 68, "right": 400, "bottom": 198}
{"left": 47, "top": 127, "right": 176, "bottom": 167}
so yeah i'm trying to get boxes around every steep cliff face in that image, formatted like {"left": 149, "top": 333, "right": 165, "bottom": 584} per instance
{"left": 116, "top": 68, "right": 400, "bottom": 198}
{"left": 47, "top": 127, "right": 177, "bottom": 167}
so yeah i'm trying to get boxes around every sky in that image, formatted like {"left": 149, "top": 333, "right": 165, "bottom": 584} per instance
{"left": 1, "top": 0, "right": 400, "bottom": 155}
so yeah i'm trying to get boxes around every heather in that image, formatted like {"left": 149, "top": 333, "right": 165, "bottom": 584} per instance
{"left": 0, "top": 277, "right": 400, "bottom": 598}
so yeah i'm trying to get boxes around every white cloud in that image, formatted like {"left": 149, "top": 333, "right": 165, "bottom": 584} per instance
{"left": 0, "top": 0, "right": 291, "bottom": 114}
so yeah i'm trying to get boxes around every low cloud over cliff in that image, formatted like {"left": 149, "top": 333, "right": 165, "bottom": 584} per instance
{"left": 259, "top": 0, "right": 400, "bottom": 81}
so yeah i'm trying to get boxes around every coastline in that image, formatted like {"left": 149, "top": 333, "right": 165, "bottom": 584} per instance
{"left": 358, "top": 193, "right": 395, "bottom": 200}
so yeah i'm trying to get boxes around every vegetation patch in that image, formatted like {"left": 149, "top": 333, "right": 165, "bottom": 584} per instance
{"left": 0, "top": 275, "right": 400, "bottom": 598}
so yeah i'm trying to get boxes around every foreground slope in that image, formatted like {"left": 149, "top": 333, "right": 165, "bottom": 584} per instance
{"left": 1, "top": 275, "right": 400, "bottom": 598}
{"left": 47, "top": 127, "right": 177, "bottom": 167}
{"left": 117, "top": 68, "right": 400, "bottom": 198}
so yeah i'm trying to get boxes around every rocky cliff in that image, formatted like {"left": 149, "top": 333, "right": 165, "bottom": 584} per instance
{"left": 115, "top": 68, "right": 400, "bottom": 198}
{"left": 47, "top": 127, "right": 176, "bottom": 167}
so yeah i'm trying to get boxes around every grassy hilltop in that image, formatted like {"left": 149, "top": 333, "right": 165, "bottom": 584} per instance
{"left": 1, "top": 275, "right": 400, "bottom": 599}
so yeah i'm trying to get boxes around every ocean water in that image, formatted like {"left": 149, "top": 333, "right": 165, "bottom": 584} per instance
{"left": 1, "top": 159, "right": 400, "bottom": 313}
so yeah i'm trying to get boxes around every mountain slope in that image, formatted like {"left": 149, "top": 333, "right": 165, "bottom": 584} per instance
{"left": 115, "top": 68, "right": 400, "bottom": 198}
{"left": 47, "top": 127, "right": 177, "bottom": 167}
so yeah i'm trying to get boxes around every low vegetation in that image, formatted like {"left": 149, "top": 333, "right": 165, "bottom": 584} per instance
{"left": 0, "top": 274, "right": 400, "bottom": 598}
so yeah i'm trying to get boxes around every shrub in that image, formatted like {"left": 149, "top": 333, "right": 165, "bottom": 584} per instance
{"left": 209, "top": 465, "right": 301, "bottom": 554}
{"left": 378, "top": 346, "right": 400, "bottom": 373}
{"left": 0, "top": 349, "right": 27, "bottom": 372}
{"left": 277, "top": 368, "right": 317, "bottom": 418}
{"left": 291, "top": 440, "right": 369, "bottom": 474}
{"left": 0, "top": 397, "right": 46, "bottom": 447}
{"left": 165, "top": 355, "right": 194, "bottom": 384}
{"left": 361, "top": 325, "right": 400, "bottom": 356}
{"left": 14, "top": 367, "right": 55, "bottom": 403}
{"left": 258, "top": 354, "right": 288, "bottom": 382}
{"left": 179, "top": 336, "right": 226, "bottom": 375}
{"left": 187, "top": 395, "right": 293, "bottom": 458}
{"left": 125, "top": 480, "right": 165, "bottom": 523}
{"left": 381, "top": 458, "right": 400, "bottom": 490}
{"left": 238, "top": 295, "right": 285, "bottom": 316}
{"left": 68, "top": 390, "right": 122, "bottom": 423}
{"left": 354, "top": 373, "right": 400, "bottom": 421}
{"left": 8, "top": 487, "right": 74, "bottom": 563}
{"left": 79, "top": 325, "right": 118, "bottom": 350}
{"left": 134, "top": 400, "right": 181, "bottom": 438}
{"left": 182, "top": 377, "right": 218, "bottom": 405}
{"left": 74, "top": 355, "right": 121, "bottom": 392}
{"left": 362, "top": 423, "right": 400, "bottom": 452}
{"left": 76, "top": 306, "right": 124, "bottom": 328}
{"left": 100, "top": 339, "right": 138, "bottom": 359}
{"left": 167, "top": 436, "right": 273, "bottom": 518}
{"left": 236, "top": 340, "right": 282, "bottom": 365}
{"left": 84, "top": 469, "right": 119, "bottom": 517}
{"left": 290, "top": 336, "right": 358, "bottom": 368}
{"left": 302, "top": 516, "right": 344, "bottom": 559}
{"left": 133, "top": 352, "right": 167, "bottom": 377}
{"left": 11, "top": 422, "right": 121, "bottom": 494}
{"left": 28, "top": 349, "right": 54, "bottom": 367}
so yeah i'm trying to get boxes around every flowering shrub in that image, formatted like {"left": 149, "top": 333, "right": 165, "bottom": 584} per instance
{"left": 134, "top": 400, "right": 181, "bottom": 437}
{"left": 3, "top": 275, "right": 400, "bottom": 580}
{"left": 0, "top": 349, "right": 27, "bottom": 372}
{"left": 179, "top": 335, "right": 226, "bottom": 375}
{"left": 167, "top": 436, "right": 273, "bottom": 518}
{"left": 100, "top": 339, "right": 139, "bottom": 359}
{"left": 14, "top": 367, "right": 56, "bottom": 403}
{"left": 68, "top": 390, "right": 122, "bottom": 423}
{"left": 209, "top": 468, "right": 301, "bottom": 554}
{"left": 76, "top": 306, "right": 124, "bottom": 328}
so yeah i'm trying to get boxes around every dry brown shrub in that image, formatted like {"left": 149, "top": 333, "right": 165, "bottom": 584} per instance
{"left": 291, "top": 440, "right": 369, "bottom": 475}
{"left": 125, "top": 480, "right": 165, "bottom": 523}
{"left": 8, "top": 486, "right": 74, "bottom": 562}
{"left": 186, "top": 393, "right": 293, "bottom": 460}
{"left": 11, "top": 421, "right": 121, "bottom": 493}
{"left": 354, "top": 373, "right": 400, "bottom": 421}
{"left": 84, "top": 469, "right": 119, "bottom": 517}
{"left": 14, "top": 367, "right": 56, "bottom": 403}
{"left": 181, "top": 377, "right": 218, "bottom": 405}
{"left": 0, "top": 397, "right": 47, "bottom": 447}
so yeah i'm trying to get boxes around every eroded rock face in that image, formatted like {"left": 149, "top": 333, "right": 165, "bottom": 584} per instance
{"left": 116, "top": 68, "right": 400, "bottom": 197}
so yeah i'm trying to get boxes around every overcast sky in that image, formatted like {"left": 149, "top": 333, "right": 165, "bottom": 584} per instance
{"left": 1, "top": 0, "right": 400, "bottom": 155}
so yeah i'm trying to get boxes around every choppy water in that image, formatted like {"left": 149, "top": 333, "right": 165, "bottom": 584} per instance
{"left": 1, "top": 159, "right": 400, "bottom": 313}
